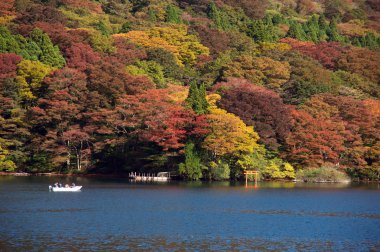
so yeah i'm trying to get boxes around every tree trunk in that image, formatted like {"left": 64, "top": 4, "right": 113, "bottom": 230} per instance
{"left": 66, "top": 140, "right": 71, "bottom": 170}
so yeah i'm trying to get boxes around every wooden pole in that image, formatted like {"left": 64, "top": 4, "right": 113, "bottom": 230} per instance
{"left": 255, "top": 171, "right": 258, "bottom": 189}
{"left": 245, "top": 173, "right": 248, "bottom": 188}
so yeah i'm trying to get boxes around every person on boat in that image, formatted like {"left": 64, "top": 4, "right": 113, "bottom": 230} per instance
{"left": 59, "top": 183, "right": 62, "bottom": 188}
{"left": 54, "top": 182, "right": 59, "bottom": 188}
{"left": 71, "top": 183, "right": 76, "bottom": 187}
{"left": 65, "top": 184, "right": 69, "bottom": 188}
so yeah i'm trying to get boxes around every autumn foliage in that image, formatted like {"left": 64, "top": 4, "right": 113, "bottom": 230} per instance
{"left": 0, "top": 0, "right": 379, "bottom": 180}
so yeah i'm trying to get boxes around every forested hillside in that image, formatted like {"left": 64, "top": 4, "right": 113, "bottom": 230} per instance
{"left": 0, "top": 0, "right": 379, "bottom": 180}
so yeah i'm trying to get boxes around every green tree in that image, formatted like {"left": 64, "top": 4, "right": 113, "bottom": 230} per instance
{"left": 96, "top": 20, "right": 111, "bottom": 36}
{"left": 248, "top": 20, "right": 277, "bottom": 43}
{"left": 185, "top": 81, "right": 209, "bottom": 115}
{"left": 209, "top": 160, "right": 230, "bottom": 180}
{"left": 119, "top": 22, "right": 131, "bottom": 33}
{"left": 0, "top": 26, "right": 22, "bottom": 54}
{"left": 179, "top": 142, "right": 204, "bottom": 180}
{"left": 0, "top": 143, "right": 16, "bottom": 171}
{"left": 304, "top": 15, "right": 321, "bottom": 42}
{"left": 28, "top": 29, "right": 65, "bottom": 68}
{"left": 327, "top": 18, "right": 344, "bottom": 42}
{"left": 165, "top": 4, "right": 181, "bottom": 24}
{"left": 318, "top": 14, "right": 328, "bottom": 31}
{"left": 146, "top": 48, "right": 182, "bottom": 80}
{"left": 207, "top": 2, "right": 231, "bottom": 31}
{"left": 126, "top": 60, "right": 166, "bottom": 88}
{"left": 148, "top": 8, "right": 157, "bottom": 22}
{"left": 287, "top": 21, "right": 308, "bottom": 41}
{"left": 358, "top": 33, "right": 380, "bottom": 50}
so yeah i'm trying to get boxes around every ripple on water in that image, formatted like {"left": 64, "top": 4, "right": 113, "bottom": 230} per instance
{"left": 237, "top": 209, "right": 380, "bottom": 219}
{"left": 1, "top": 235, "right": 380, "bottom": 252}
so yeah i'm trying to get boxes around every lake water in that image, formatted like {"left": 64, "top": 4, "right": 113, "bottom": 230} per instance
{"left": 0, "top": 176, "right": 379, "bottom": 251}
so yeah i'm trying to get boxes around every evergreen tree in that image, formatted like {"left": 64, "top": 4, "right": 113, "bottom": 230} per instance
{"left": 353, "top": 37, "right": 362, "bottom": 47}
{"left": 0, "top": 27, "right": 65, "bottom": 68}
{"left": 305, "top": 15, "right": 320, "bottom": 42}
{"left": 148, "top": 8, "right": 157, "bottom": 22}
{"left": 28, "top": 29, "right": 65, "bottom": 68}
{"left": 119, "top": 22, "right": 131, "bottom": 33}
{"left": 96, "top": 21, "right": 111, "bottom": 36}
{"left": 186, "top": 81, "right": 209, "bottom": 115}
{"left": 199, "top": 83, "right": 208, "bottom": 112}
{"left": 0, "top": 26, "right": 21, "bottom": 54}
{"left": 207, "top": 2, "right": 230, "bottom": 31}
{"left": 318, "top": 14, "right": 328, "bottom": 31}
{"left": 165, "top": 4, "right": 181, "bottom": 24}
{"left": 19, "top": 38, "right": 41, "bottom": 61}
{"left": 249, "top": 19, "right": 277, "bottom": 42}
{"left": 359, "top": 33, "right": 379, "bottom": 50}
{"left": 271, "top": 14, "right": 284, "bottom": 25}
{"left": 207, "top": 2, "right": 221, "bottom": 26}
{"left": 178, "top": 142, "right": 204, "bottom": 180}
{"left": 327, "top": 18, "right": 344, "bottom": 42}
{"left": 287, "top": 21, "right": 307, "bottom": 41}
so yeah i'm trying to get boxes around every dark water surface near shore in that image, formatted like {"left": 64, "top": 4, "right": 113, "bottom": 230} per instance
{"left": 0, "top": 176, "right": 379, "bottom": 251}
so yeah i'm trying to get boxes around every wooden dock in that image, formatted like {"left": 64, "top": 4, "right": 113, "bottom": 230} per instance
{"left": 129, "top": 172, "right": 171, "bottom": 182}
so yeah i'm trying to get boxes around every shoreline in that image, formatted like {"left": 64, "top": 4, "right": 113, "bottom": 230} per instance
{"left": 0, "top": 172, "right": 129, "bottom": 178}
{"left": 1, "top": 172, "right": 379, "bottom": 183}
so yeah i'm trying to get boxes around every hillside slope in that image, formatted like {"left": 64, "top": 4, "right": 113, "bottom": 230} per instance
{"left": 0, "top": 0, "right": 379, "bottom": 180}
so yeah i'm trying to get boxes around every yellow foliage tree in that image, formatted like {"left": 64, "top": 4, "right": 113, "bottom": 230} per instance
{"left": 202, "top": 94, "right": 260, "bottom": 157}
{"left": 16, "top": 60, "right": 54, "bottom": 105}
{"left": 60, "top": 6, "right": 123, "bottom": 34}
{"left": 223, "top": 55, "right": 290, "bottom": 88}
{"left": 0, "top": 15, "right": 15, "bottom": 25}
{"left": 258, "top": 42, "right": 291, "bottom": 52}
{"left": 114, "top": 26, "right": 209, "bottom": 66}
{"left": 0, "top": 143, "right": 16, "bottom": 171}
{"left": 166, "top": 84, "right": 188, "bottom": 103}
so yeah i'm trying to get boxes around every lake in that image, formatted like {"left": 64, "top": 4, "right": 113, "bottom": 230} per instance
{"left": 0, "top": 176, "right": 379, "bottom": 251}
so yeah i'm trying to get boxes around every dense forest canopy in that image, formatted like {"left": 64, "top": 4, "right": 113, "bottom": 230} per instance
{"left": 0, "top": 0, "right": 379, "bottom": 180}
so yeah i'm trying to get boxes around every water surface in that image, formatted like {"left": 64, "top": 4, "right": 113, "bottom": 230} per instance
{"left": 0, "top": 176, "right": 379, "bottom": 251}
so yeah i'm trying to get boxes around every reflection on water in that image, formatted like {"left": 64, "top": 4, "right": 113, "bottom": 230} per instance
{"left": 0, "top": 176, "right": 380, "bottom": 251}
{"left": 2, "top": 235, "right": 380, "bottom": 251}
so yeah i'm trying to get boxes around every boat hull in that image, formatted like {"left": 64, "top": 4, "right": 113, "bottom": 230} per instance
{"left": 50, "top": 186, "right": 82, "bottom": 192}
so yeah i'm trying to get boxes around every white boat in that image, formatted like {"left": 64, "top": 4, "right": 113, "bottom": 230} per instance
{"left": 49, "top": 185, "right": 82, "bottom": 192}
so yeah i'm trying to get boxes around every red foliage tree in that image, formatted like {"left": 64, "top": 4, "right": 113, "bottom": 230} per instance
{"left": 213, "top": 78, "right": 292, "bottom": 150}
{"left": 285, "top": 94, "right": 378, "bottom": 168}
{"left": 318, "top": 94, "right": 380, "bottom": 147}
{"left": 285, "top": 109, "right": 347, "bottom": 168}
{"left": 30, "top": 68, "right": 94, "bottom": 170}
{"left": 111, "top": 38, "right": 147, "bottom": 65}
{"left": 90, "top": 88, "right": 208, "bottom": 153}
{"left": 64, "top": 43, "right": 102, "bottom": 71}
{"left": 118, "top": 89, "right": 202, "bottom": 151}
{"left": 301, "top": 95, "right": 368, "bottom": 167}
{"left": 15, "top": 5, "right": 67, "bottom": 25}
{"left": 86, "top": 59, "right": 155, "bottom": 107}
{"left": 43, "top": 68, "right": 88, "bottom": 104}
{"left": 32, "top": 22, "right": 84, "bottom": 50}
{"left": 0, "top": 0, "right": 15, "bottom": 16}
{"left": 337, "top": 47, "right": 380, "bottom": 84}
{"left": 281, "top": 38, "right": 348, "bottom": 69}
{"left": 191, "top": 25, "right": 230, "bottom": 57}
{"left": 60, "top": 0, "right": 103, "bottom": 13}
{"left": 0, "top": 53, "right": 22, "bottom": 81}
